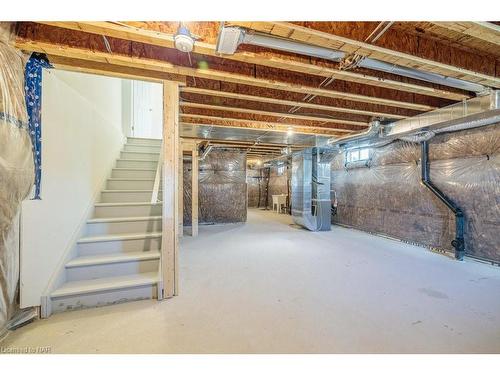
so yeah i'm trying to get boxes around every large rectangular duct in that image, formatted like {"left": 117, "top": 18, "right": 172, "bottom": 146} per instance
{"left": 291, "top": 147, "right": 331, "bottom": 231}
{"left": 385, "top": 91, "right": 500, "bottom": 137}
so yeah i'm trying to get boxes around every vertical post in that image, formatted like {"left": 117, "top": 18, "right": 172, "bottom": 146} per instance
{"left": 178, "top": 144, "right": 184, "bottom": 238}
{"left": 160, "top": 81, "right": 179, "bottom": 299}
{"left": 191, "top": 146, "right": 199, "bottom": 237}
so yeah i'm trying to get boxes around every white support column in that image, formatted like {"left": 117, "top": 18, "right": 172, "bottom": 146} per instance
{"left": 191, "top": 146, "right": 199, "bottom": 237}
{"left": 160, "top": 81, "right": 179, "bottom": 299}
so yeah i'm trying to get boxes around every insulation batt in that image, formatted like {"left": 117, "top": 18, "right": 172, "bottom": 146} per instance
{"left": 0, "top": 23, "right": 34, "bottom": 337}
{"left": 331, "top": 124, "right": 500, "bottom": 262}
{"left": 183, "top": 149, "right": 247, "bottom": 224}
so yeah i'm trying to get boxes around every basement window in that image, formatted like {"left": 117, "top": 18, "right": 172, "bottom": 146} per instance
{"left": 346, "top": 148, "right": 370, "bottom": 163}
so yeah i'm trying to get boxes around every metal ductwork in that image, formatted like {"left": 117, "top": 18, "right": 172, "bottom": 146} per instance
{"left": 327, "top": 120, "right": 381, "bottom": 148}
{"left": 384, "top": 90, "right": 500, "bottom": 138}
{"left": 216, "top": 26, "right": 487, "bottom": 94}
{"left": 291, "top": 147, "right": 331, "bottom": 231}
{"left": 323, "top": 91, "right": 500, "bottom": 150}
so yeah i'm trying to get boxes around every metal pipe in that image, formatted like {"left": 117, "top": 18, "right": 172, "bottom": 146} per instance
{"left": 243, "top": 32, "right": 345, "bottom": 61}
{"left": 237, "top": 29, "right": 487, "bottom": 93}
{"left": 421, "top": 140, "right": 465, "bottom": 260}
{"left": 357, "top": 58, "right": 485, "bottom": 93}
{"left": 327, "top": 120, "right": 381, "bottom": 148}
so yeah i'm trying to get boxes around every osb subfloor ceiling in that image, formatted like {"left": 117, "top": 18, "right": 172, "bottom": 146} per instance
{"left": 13, "top": 21, "right": 500, "bottom": 157}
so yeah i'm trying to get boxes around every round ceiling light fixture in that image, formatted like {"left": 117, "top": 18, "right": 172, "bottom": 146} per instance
{"left": 174, "top": 24, "right": 195, "bottom": 53}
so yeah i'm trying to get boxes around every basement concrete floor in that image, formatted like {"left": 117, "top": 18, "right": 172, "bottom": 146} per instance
{"left": 3, "top": 209, "right": 500, "bottom": 353}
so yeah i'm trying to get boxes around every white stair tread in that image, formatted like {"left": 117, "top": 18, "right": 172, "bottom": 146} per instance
{"left": 127, "top": 137, "right": 161, "bottom": 141}
{"left": 119, "top": 158, "right": 158, "bottom": 162}
{"left": 51, "top": 272, "right": 159, "bottom": 298}
{"left": 78, "top": 232, "right": 162, "bottom": 244}
{"left": 66, "top": 251, "right": 160, "bottom": 268}
{"left": 112, "top": 168, "right": 156, "bottom": 172}
{"left": 108, "top": 178, "right": 155, "bottom": 182}
{"left": 88, "top": 216, "right": 161, "bottom": 224}
{"left": 101, "top": 189, "right": 153, "bottom": 193}
{"left": 122, "top": 151, "right": 160, "bottom": 155}
{"left": 95, "top": 201, "right": 161, "bottom": 207}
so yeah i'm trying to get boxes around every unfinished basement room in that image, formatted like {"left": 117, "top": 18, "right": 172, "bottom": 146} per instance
{"left": 1, "top": 3, "right": 500, "bottom": 367}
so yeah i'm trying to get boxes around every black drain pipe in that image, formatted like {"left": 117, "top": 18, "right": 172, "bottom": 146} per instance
{"left": 421, "top": 141, "right": 465, "bottom": 260}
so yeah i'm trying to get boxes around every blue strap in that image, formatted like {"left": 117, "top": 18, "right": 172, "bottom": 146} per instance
{"left": 25, "top": 54, "right": 52, "bottom": 200}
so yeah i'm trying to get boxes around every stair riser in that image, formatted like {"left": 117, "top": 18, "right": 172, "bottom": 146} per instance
{"left": 86, "top": 219, "right": 162, "bottom": 236}
{"left": 66, "top": 259, "right": 159, "bottom": 282}
{"left": 120, "top": 152, "right": 159, "bottom": 161}
{"left": 78, "top": 238, "right": 162, "bottom": 256}
{"left": 123, "top": 144, "right": 161, "bottom": 153}
{"left": 100, "top": 191, "right": 160, "bottom": 203}
{"left": 127, "top": 138, "right": 162, "bottom": 146}
{"left": 116, "top": 160, "right": 158, "bottom": 169}
{"left": 51, "top": 284, "right": 158, "bottom": 314}
{"left": 107, "top": 179, "right": 157, "bottom": 190}
{"left": 94, "top": 204, "right": 162, "bottom": 218}
{"left": 111, "top": 169, "right": 156, "bottom": 179}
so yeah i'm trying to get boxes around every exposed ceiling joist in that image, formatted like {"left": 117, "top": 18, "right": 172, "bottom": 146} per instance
{"left": 47, "top": 54, "right": 185, "bottom": 84}
{"left": 180, "top": 87, "right": 405, "bottom": 119}
{"left": 15, "top": 39, "right": 435, "bottom": 111}
{"left": 431, "top": 22, "right": 500, "bottom": 47}
{"left": 181, "top": 138, "right": 304, "bottom": 149}
{"left": 228, "top": 21, "right": 500, "bottom": 88}
{"left": 180, "top": 115, "right": 350, "bottom": 136}
{"left": 180, "top": 102, "right": 368, "bottom": 127}
{"left": 37, "top": 21, "right": 466, "bottom": 101}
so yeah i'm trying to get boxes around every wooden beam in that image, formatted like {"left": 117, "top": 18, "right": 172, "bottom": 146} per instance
{"left": 191, "top": 147, "right": 199, "bottom": 237}
{"left": 180, "top": 115, "right": 353, "bottom": 136}
{"left": 15, "top": 39, "right": 435, "bottom": 111}
{"left": 180, "top": 102, "right": 368, "bottom": 127}
{"left": 38, "top": 21, "right": 466, "bottom": 100}
{"left": 183, "top": 138, "right": 306, "bottom": 148}
{"left": 178, "top": 138, "right": 184, "bottom": 239}
{"left": 180, "top": 87, "right": 406, "bottom": 120}
{"left": 229, "top": 22, "right": 500, "bottom": 89}
{"left": 47, "top": 54, "right": 185, "bottom": 84}
{"left": 161, "top": 81, "right": 180, "bottom": 299}
{"left": 431, "top": 22, "right": 500, "bottom": 47}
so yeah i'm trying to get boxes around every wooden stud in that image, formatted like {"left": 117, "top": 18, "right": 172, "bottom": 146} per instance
{"left": 178, "top": 138, "right": 184, "bottom": 239}
{"left": 161, "top": 81, "right": 180, "bottom": 299}
{"left": 191, "top": 147, "right": 199, "bottom": 237}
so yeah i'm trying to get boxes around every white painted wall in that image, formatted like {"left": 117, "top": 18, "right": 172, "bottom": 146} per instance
{"left": 20, "top": 69, "right": 126, "bottom": 308}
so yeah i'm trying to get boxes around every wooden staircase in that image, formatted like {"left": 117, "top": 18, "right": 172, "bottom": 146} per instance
{"left": 44, "top": 137, "right": 163, "bottom": 315}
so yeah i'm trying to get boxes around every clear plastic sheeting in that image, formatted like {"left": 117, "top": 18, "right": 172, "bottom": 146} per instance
{"left": 331, "top": 124, "right": 500, "bottom": 262}
{"left": 247, "top": 165, "right": 290, "bottom": 209}
{"left": 0, "top": 22, "right": 34, "bottom": 337}
{"left": 184, "top": 149, "right": 247, "bottom": 224}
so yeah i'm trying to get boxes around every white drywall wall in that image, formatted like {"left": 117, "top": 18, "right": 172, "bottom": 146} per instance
{"left": 20, "top": 69, "right": 126, "bottom": 308}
